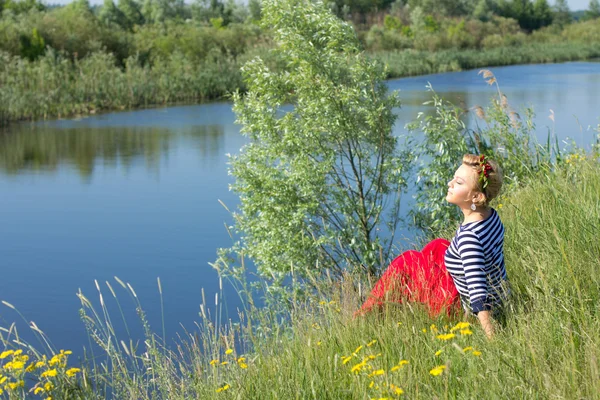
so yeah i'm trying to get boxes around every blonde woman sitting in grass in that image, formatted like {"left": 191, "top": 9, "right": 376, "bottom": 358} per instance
{"left": 357, "top": 154, "right": 508, "bottom": 339}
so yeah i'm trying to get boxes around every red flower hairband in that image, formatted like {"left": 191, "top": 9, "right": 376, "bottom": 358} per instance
{"left": 478, "top": 155, "right": 493, "bottom": 189}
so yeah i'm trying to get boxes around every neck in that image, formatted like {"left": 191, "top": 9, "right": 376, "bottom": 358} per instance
{"left": 461, "top": 206, "right": 491, "bottom": 224}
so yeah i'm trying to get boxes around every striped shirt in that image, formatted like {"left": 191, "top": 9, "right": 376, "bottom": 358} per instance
{"left": 444, "top": 208, "right": 508, "bottom": 313}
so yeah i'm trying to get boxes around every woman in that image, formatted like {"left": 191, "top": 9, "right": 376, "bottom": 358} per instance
{"left": 356, "top": 154, "right": 508, "bottom": 338}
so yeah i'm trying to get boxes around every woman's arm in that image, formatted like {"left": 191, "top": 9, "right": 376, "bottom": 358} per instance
{"left": 477, "top": 311, "right": 494, "bottom": 339}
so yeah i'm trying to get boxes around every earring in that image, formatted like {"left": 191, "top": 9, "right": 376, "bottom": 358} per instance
{"left": 470, "top": 203, "right": 477, "bottom": 211}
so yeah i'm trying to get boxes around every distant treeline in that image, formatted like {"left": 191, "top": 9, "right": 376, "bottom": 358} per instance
{"left": 1, "top": 0, "right": 600, "bottom": 124}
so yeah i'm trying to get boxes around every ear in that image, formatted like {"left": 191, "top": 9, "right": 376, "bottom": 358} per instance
{"left": 473, "top": 191, "right": 486, "bottom": 204}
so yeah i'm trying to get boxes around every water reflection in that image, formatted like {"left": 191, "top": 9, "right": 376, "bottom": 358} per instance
{"left": 0, "top": 124, "right": 226, "bottom": 179}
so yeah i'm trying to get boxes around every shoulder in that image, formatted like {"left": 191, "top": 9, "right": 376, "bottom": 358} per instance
{"left": 455, "top": 229, "right": 483, "bottom": 249}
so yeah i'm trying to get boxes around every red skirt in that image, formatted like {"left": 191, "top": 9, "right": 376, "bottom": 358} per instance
{"left": 356, "top": 238, "right": 461, "bottom": 317}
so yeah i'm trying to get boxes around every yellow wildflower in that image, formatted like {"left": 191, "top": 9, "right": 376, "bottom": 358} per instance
{"left": 35, "top": 360, "right": 46, "bottom": 368}
{"left": 44, "top": 381, "right": 54, "bottom": 391}
{"left": 429, "top": 365, "right": 446, "bottom": 376}
{"left": 66, "top": 368, "right": 81, "bottom": 377}
{"left": 220, "top": 361, "right": 229, "bottom": 365}
{"left": 319, "top": 301, "right": 327, "bottom": 305}
{"left": 460, "top": 329, "right": 473, "bottom": 335}
{"left": 368, "top": 369, "right": 385, "bottom": 377}
{"left": 367, "top": 340, "right": 377, "bottom": 347}
{"left": 237, "top": 357, "right": 246, "bottom": 363}
{"left": 390, "top": 366, "right": 400, "bottom": 372}
{"left": 342, "top": 356, "right": 353, "bottom": 365}
{"left": 435, "top": 350, "right": 443, "bottom": 356}
{"left": 398, "top": 360, "right": 409, "bottom": 366}
{"left": 215, "top": 384, "right": 230, "bottom": 393}
{"left": 225, "top": 349, "right": 233, "bottom": 355}
{"left": 209, "top": 359, "right": 219, "bottom": 366}
{"left": 0, "top": 376, "right": 7, "bottom": 384}
{"left": 497, "top": 204, "right": 503, "bottom": 209}
{"left": 351, "top": 360, "right": 367, "bottom": 373}
{"left": 0, "top": 388, "right": 3, "bottom": 395}
{"left": 450, "top": 322, "right": 470, "bottom": 332}
{"left": 7, "top": 381, "right": 24, "bottom": 390}
{"left": 369, "top": 381, "right": 375, "bottom": 388}
{"left": 430, "top": 324, "right": 438, "bottom": 332}
{"left": 13, "top": 350, "right": 23, "bottom": 356}
{"left": 0, "top": 350, "right": 14, "bottom": 359}
{"left": 41, "top": 369, "right": 57, "bottom": 378}
{"left": 390, "top": 384, "right": 404, "bottom": 395}
{"left": 421, "top": 328, "right": 427, "bottom": 333}
{"left": 34, "top": 387, "right": 45, "bottom": 395}
{"left": 353, "top": 345, "right": 363, "bottom": 355}
{"left": 436, "top": 333, "right": 456, "bottom": 341}
{"left": 317, "top": 341, "right": 322, "bottom": 346}
{"left": 397, "top": 322, "right": 402, "bottom": 326}
{"left": 472, "top": 351, "right": 482, "bottom": 356}
{"left": 45, "top": 397, "right": 53, "bottom": 400}
{"left": 239, "top": 363, "right": 248, "bottom": 369}
{"left": 26, "top": 363, "right": 37, "bottom": 372}
{"left": 462, "top": 346, "right": 473, "bottom": 352}
{"left": 62, "top": 350, "right": 72, "bottom": 355}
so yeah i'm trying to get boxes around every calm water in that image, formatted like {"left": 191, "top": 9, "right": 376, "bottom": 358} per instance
{"left": 1, "top": 62, "right": 599, "bottom": 356}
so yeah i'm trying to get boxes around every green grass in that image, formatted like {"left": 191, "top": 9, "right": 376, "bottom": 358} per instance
{"left": 374, "top": 42, "right": 600, "bottom": 79}
{"left": 1, "top": 152, "right": 598, "bottom": 399}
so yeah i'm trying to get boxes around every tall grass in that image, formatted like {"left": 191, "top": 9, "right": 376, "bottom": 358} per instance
{"left": 375, "top": 42, "right": 600, "bottom": 79}
{"left": 1, "top": 153, "right": 598, "bottom": 398}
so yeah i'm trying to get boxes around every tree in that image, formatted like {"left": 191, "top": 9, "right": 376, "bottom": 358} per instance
{"left": 552, "top": 0, "right": 571, "bottom": 26}
{"left": 473, "top": 0, "right": 493, "bottom": 21}
{"left": 118, "top": 0, "right": 145, "bottom": 28}
{"left": 532, "top": 0, "right": 553, "bottom": 28}
{"left": 583, "top": 0, "right": 600, "bottom": 20}
{"left": 218, "top": 0, "right": 409, "bottom": 296}
{"left": 3, "top": 0, "right": 45, "bottom": 14}
{"left": 99, "top": 0, "right": 128, "bottom": 28}
{"left": 248, "top": 0, "right": 261, "bottom": 21}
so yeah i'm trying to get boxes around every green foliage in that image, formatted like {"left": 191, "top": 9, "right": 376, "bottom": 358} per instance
{"left": 408, "top": 70, "right": 561, "bottom": 234}
{"left": 473, "top": 0, "right": 493, "bottom": 21}
{"left": 118, "top": 0, "right": 145, "bottom": 28}
{"left": 19, "top": 26, "right": 44, "bottom": 60}
{"left": 248, "top": 0, "right": 261, "bottom": 22}
{"left": 99, "top": 0, "right": 128, "bottom": 29}
{"left": 221, "top": 0, "right": 410, "bottom": 300}
{"left": 383, "top": 14, "right": 402, "bottom": 30}
{"left": 2, "top": 0, "right": 44, "bottom": 15}
{"left": 583, "top": 0, "right": 600, "bottom": 20}
{"left": 552, "top": 0, "right": 571, "bottom": 27}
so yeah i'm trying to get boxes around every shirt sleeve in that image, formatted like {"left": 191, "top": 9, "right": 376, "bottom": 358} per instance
{"left": 457, "top": 231, "right": 491, "bottom": 313}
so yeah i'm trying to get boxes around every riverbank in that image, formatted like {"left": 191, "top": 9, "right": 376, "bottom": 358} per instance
{"left": 1, "top": 151, "right": 598, "bottom": 398}
{"left": 3, "top": 41, "right": 600, "bottom": 126}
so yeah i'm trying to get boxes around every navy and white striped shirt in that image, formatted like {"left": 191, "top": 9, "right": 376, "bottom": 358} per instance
{"left": 444, "top": 208, "right": 508, "bottom": 313}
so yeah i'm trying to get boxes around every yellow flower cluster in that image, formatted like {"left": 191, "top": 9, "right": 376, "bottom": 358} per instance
{"left": 215, "top": 383, "right": 230, "bottom": 393}
{"left": 427, "top": 322, "right": 484, "bottom": 379}
{"left": 1, "top": 348, "right": 80, "bottom": 400}
{"left": 340, "top": 339, "right": 406, "bottom": 398}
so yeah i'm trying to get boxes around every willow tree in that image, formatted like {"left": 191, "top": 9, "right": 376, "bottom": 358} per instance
{"left": 219, "top": 0, "right": 409, "bottom": 294}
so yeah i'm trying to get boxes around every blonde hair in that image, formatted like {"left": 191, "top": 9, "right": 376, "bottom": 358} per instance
{"left": 462, "top": 154, "right": 503, "bottom": 207}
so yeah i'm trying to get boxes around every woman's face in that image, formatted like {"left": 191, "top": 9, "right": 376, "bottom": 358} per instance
{"left": 446, "top": 164, "right": 480, "bottom": 208}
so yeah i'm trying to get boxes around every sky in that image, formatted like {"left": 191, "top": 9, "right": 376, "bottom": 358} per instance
{"left": 46, "top": 0, "right": 593, "bottom": 12}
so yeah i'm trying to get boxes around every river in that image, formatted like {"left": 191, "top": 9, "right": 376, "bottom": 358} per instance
{"left": 1, "top": 61, "right": 599, "bottom": 357}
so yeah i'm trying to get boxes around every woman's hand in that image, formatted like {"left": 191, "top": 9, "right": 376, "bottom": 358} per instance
{"left": 477, "top": 310, "right": 494, "bottom": 339}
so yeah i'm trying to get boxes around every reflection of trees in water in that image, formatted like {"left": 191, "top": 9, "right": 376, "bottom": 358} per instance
{"left": 0, "top": 126, "right": 172, "bottom": 178}
{"left": 182, "top": 125, "right": 226, "bottom": 163}
{"left": 0, "top": 124, "right": 225, "bottom": 178}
